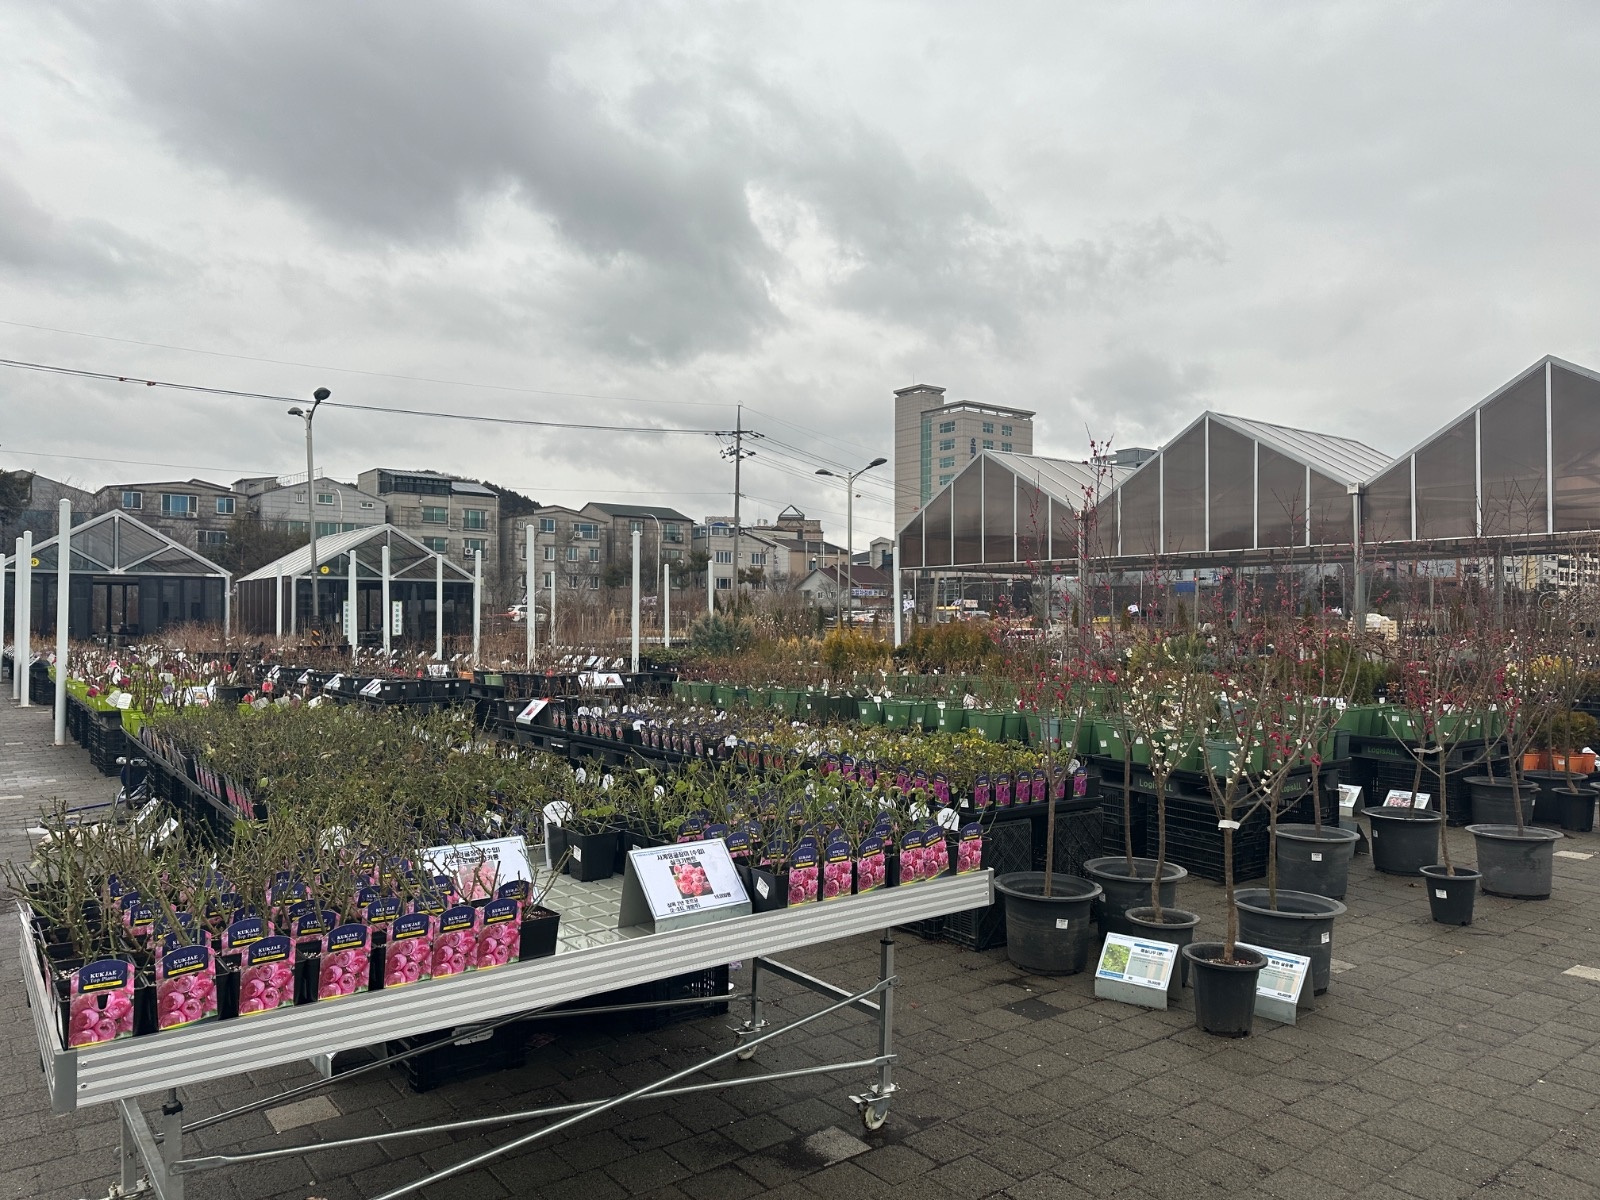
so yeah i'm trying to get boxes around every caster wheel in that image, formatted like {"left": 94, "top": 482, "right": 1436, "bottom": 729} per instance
{"left": 736, "top": 1046, "right": 757, "bottom": 1062}
{"left": 861, "top": 1104, "right": 888, "bottom": 1131}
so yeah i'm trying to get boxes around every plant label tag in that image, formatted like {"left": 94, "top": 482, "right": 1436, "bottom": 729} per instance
{"left": 1435, "top": 889, "right": 1448, "bottom": 899}
{"left": 1384, "top": 789, "right": 1430, "bottom": 809}
{"left": 360, "top": 679, "right": 384, "bottom": 697}
{"left": 1310, "top": 852, "right": 1323, "bottom": 862}
{"left": 516, "top": 699, "right": 549, "bottom": 725}
{"left": 618, "top": 838, "right": 750, "bottom": 932}
{"left": 420, "top": 837, "right": 534, "bottom": 903}
{"left": 1238, "top": 942, "right": 1310, "bottom": 1023}
{"left": 756, "top": 877, "right": 770, "bottom": 899}
{"left": 1094, "top": 933, "right": 1176, "bottom": 1010}
{"left": 1320, "top": 932, "right": 1330, "bottom": 944}
{"left": 1217, "top": 819, "right": 1241, "bottom": 830}
{"left": 1055, "top": 918, "right": 1070, "bottom": 929}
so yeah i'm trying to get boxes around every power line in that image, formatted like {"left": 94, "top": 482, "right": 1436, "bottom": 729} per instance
{"left": 0, "top": 318, "right": 732, "bottom": 411}
{"left": 0, "top": 357, "right": 724, "bottom": 436}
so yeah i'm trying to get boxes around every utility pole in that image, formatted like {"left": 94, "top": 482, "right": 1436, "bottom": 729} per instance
{"left": 716, "top": 407, "right": 762, "bottom": 609}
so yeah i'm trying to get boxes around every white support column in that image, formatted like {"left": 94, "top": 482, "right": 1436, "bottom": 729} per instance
{"left": 631, "top": 527, "right": 642, "bottom": 672}
{"left": 10, "top": 537, "right": 21, "bottom": 701}
{"left": 471, "top": 549, "right": 482, "bottom": 665}
{"left": 662, "top": 561, "right": 672, "bottom": 648}
{"left": 274, "top": 574, "right": 283, "bottom": 638}
{"left": 54, "top": 499, "right": 70, "bottom": 745}
{"left": 549, "top": 565, "right": 556, "bottom": 657}
{"left": 347, "top": 548, "right": 358, "bottom": 653}
{"left": 707, "top": 535, "right": 715, "bottom": 615}
{"left": 381, "top": 543, "right": 392, "bottom": 659}
{"left": 1545, "top": 359, "right": 1554, "bottom": 534}
{"left": 223, "top": 580, "right": 231, "bottom": 641}
{"left": 524, "top": 525, "right": 535, "bottom": 668}
{"left": 17, "top": 532, "right": 31, "bottom": 707}
{"left": 0, "top": 546, "right": 8, "bottom": 700}
{"left": 434, "top": 554, "right": 444, "bottom": 660}
{"left": 289, "top": 572, "right": 297, "bottom": 637}
{"left": 893, "top": 540, "right": 904, "bottom": 647}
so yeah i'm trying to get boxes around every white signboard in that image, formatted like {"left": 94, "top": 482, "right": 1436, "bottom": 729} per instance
{"left": 1093, "top": 933, "right": 1178, "bottom": 1009}
{"left": 1238, "top": 941, "right": 1310, "bottom": 1023}
{"left": 617, "top": 837, "right": 750, "bottom": 932}
{"left": 515, "top": 698, "right": 550, "bottom": 726}
{"left": 579, "top": 671, "right": 625, "bottom": 689}
{"left": 420, "top": 836, "right": 534, "bottom": 903}
{"left": 359, "top": 678, "right": 384, "bottom": 697}
{"left": 1383, "top": 789, "right": 1431, "bottom": 810}
{"left": 391, "top": 600, "right": 404, "bottom": 635}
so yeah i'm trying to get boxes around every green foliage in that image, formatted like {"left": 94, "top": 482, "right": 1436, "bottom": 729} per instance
{"left": 1538, "top": 708, "right": 1600, "bottom": 752}
{"left": 894, "top": 621, "right": 996, "bottom": 671}
{"left": 690, "top": 613, "right": 755, "bottom": 656}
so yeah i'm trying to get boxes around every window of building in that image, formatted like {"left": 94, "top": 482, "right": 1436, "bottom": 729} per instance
{"left": 716, "top": 577, "right": 731, "bottom": 590}
{"left": 315, "top": 522, "right": 344, "bottom": 537}
{"left": 1000, "top": 442, "right": 1013, "bottom": 452}
{"left": 982, "top": 439, "right": 994, "bottom": 450}
{"left": 938, "top": 456, "right": 955, "bottom": 469}
{"left": 939, "top": 474, "right": 953, "bottom": 487}
{"left": 630, "top": 520, "right": 643, "bottom": 534}
{"left": 937, "top": 438, "right": 955, "bottom": 451}
{"left": 287, "top": 520, "right": 308, "bottom": 534}
{"left": 464, "top": 538, "right": 487, "bottom": 555}
{"left": 160, "top": 493, "right": 198, "bottom": 516}
{"left": 715, "top": 550, "right": 733, "bottom": 564}
{"left": 663, "top": 523, "right": 682, "bottom": 542}
{"left": 937, "top": 420, "right": 956, "bottom": 433}
{"left": 543, "top": 545, "right": 555, "bottom": 561}
{"left": 541, "top": 571, "right": 553, "bottom": 588}
{"left": 574, "top": 522, "right": 598, "bottom": 539}
{"left": 567, "top": 574, "right": 580, "bottom": 589}
{"left": 749, "top": 552, "right": 765, "bottom": 566}
{"left": 588, "top": 546, "right": 600, "bottom": 562}
{"left": 420, "top": 506, "right": 448, "bottom": 524}
{"left": 666, "top": 548, "right": 682, "bottom": 560}
{"left": 1001, "top": 424, "right": 1013, "bottom": 437}
{"left": 422, "top": 537, "right": 448, "bottom": 553}
{"left": 463, "top": 509, "right": 488, "bottom": 531}
{"left": 360, "top": 500, "right": 375, "bottom": 509}
{"left": 198, "top": 530, "right": 228, "bottom": 545}
{"left": 539, "top": 517, "right": 556, "bottom": 534}
{"left": 588, "top": 575, "right": 600, "bottom": 590}
{"left": 981, "top": 421, "right": 995, "bottom": 434}
{"left": 121, "top": 491, "right": 142, "bottom": 510}
{"left": 294, "top": 492, "right": 306, "bottom": 504}
{"left": 566, "top": 546, "right": 578, "bottom": 561}
{"left": 376, "top": 471, "right": 451, "bottom": 497}
{"left": 215, "top": 496, "right": 235, "bottom": 515}
{"left": 317, "top": 492, "right": 335, "bottom": 505}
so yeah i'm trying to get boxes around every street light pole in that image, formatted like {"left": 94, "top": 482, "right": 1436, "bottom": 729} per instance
{"left": 286, "top": 387, "right": 330, "bottom": 625}
{"left": 816, "top": 456, "right": 886, "bottom": 625}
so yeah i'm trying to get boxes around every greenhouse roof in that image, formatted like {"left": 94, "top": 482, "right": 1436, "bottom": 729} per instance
{"left": 1209, "top": 414, "right": 1390, "bottom": 486}
{"left": 1, "top": 509, "right": 229, "bottom": 578}
{"left": 237, "top": 524, "right": 473, "bottom": 583}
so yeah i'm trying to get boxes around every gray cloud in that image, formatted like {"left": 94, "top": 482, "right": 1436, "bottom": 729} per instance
{"left": 0, "top": 169, "right": 160, "bottom": 284}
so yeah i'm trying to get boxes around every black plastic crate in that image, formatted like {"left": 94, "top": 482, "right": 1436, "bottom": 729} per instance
{"left": 390, "top": 1022, "right": 529, "bottom": 1094}
{"left": 569, "top": 965, "right": 733, "bottom": 1031}
{"left": 1036, "top": 804, "right": 1104, "bottom": 878}
{"left": 940, "top": 819, "right": 1031, "bottom": 951}
{"left": 941, "top": 901, "right": 1005, "bottom": 951}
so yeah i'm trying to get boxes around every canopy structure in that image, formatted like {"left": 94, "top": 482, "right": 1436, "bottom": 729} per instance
{"left": 235, "top": 524, "right": 474, "bottom": 640}
{"left": 2, "top": 509, "right": 229, "bottom": 639}
{"left": 897, "top": 451, "right": 1124, "bottom": 571}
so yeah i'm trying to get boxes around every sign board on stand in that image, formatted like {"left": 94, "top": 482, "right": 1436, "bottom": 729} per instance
{"left": 390, "top": 601, "right": 404, "bottom": 636}
{"left": 1093, "top": 933, "right": 1178, "bottom": 1010}
{"left": 1237, "top": 942, "right": 1310, "bottom": 1024}
{"left": 1337, "top": 783, "right": 1363, "bottom": 827}
{"left": 1383, "top": 789, "right": 1431, "bottom": 810}
{"left": 515, "top": 698, "right": 549, "bottom": 726}
{"left": 420, "top": 836, "right": 535, "bottom": 902}
{"left": 617, "top": 837, "right": 750, "bottom": 933}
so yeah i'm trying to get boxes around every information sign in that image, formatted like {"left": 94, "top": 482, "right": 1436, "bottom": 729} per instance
{"left": 1237, "top": 941, "right": 1310, "bottom": 1023}
{"left": 617, "top": 837, "right": 750, "bottom": 933}
{"left": 420, "top": 837, "right": 534, "bottom": 903}
{"left": 1383, "top": 789, "right": 1431, "bottom": 809}
{"left": 1093, "top": 933, "right": 1178, "bottom": 1010}
{"left": 515, "top": 698, "right": 549, "bottom": 726}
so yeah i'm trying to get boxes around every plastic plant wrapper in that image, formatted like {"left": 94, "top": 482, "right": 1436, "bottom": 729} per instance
{"left": 239, "top": 936, "right": 295, "bottom": 1016}
{"left": 432, "top": 905, "right": 478, "bottom": 978}
{"left": 319, "top": 924, "right": 371, "bottom": 1000}
{"left": 474, "top": 898, "right": 521, "bottom": 969}
{"left": 855, "top": 835, "right": 889, "bottom": 893}
{"left": 787, "top": 838, "right": 821, "bottom": 905}
{"left": 384, "top": 913, "right": 434, "bottom": 988}
{"left": 954, "top": 823, "right": 984, "bottom": 875}
{"left": 67, "top": 959, "right": 136, "bottom": 1048}
{"left": 972, "top": 774, "right": 992, "bottom": 810}
{"left": 821, "top": 834, "right": 853, "bottom": 901}
{"left": 157, "top": 943, "right": 217, "bottom": 1031}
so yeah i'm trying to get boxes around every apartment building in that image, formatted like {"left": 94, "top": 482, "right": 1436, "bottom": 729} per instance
{"left": 233, "top": 474, "right": 385, "bottom": 537}
{"left": 581, "top": 503, "right": 693, "bottom": 586}
{"left": 357, "top": 468, "right": 500, "bottom": 580}
{"left": 893, "top": 384, "right": 1036, "bottom": 529}
{"left": 93, "top": 478, "right": 240, "bottom": 552}
{"left": 507, "top": 505, "right": 609, "bottom": 599}
{"left": 694, "top": 518, "right": 789, "bottom": 593}
{"left": 0, "top": 471, "right": 94, "bottom": 545}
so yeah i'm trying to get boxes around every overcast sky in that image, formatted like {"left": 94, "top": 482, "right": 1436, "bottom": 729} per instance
{"left": 3, "top": 2, "right": 1597, "bottom": 544}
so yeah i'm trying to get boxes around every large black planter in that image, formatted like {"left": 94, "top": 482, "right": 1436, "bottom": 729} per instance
{"left": 1419, "top": 865, "right": 1479, "bottom": 925}
{"left": 1559, "top": 788, "right": 1596, "bottom": 833}
{"left": 1366, "top": 808, "right": 1443, "bottom": 876}
{"left": 1126, "top": 906, "right": 1201, "bottom": 997}
{"left": 1233, "top": 888, "right": 1347, "bottom": 996}
{"left": 1182, "top": 942, "right": 1267, "bottom": 1037}
{"left": 1274, "top": 825, "right": 1359, "bottom": 899}
{"left": 1466, "top": 824, "right": 1562, "bottom": 898}
{"left": 994, "top": 872, "right": 1101, "bottom": 976}
{"left": 1522, "top": 772, "right": 1574, "bottom": 826}
{"left": 1465, "top": 777, "right": 1537, "bottom": 827}
{"left": 1083, "top": 857, "right": 1187, "bottom": 936}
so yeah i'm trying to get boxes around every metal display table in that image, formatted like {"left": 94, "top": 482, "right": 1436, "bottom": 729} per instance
{"left": 24, "top": 870, "right": 994, "bottom": 1200}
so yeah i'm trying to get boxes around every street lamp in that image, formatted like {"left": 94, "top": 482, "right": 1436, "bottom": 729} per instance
{"left": 286, "top": 387, "right": 330, "bottom": 624}
{"left": 816, "top": 456, "right": 887, "bottom": 624}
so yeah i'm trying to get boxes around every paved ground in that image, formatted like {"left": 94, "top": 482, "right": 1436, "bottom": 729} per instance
{"left": 5, "top": 692, "right": 1600, "bottom": 1200}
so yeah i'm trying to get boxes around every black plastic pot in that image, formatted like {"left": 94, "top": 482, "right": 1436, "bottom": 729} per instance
{"left": 1419, "top": 865, "right": 1479, "bottom": 925}
{"left": 1522, "top": 772, "right": 1574, "bottom": 826}
{"left": 566, "top": 831, "right": 619, "bottom": 882}
{"left": 741, "top": 864, "right": 789, "bottom": 913}
{"left": 518, "top": 907, "right": 561, "bottom": 960}
{"left": 1274, "top": 825, "right": 1359, "bottom": 899}
{"left": 1082, "top": 857, "right": 1187, "bottom": 937}
{"left": 1466, "top": 823, "right": 1562, "bottom": 899}
{"left": 1182, "top": 942, "right": 1267, "bottom": 1037}
{"left": 1366, "top": 808, "right": 1443, "bottom": 876}
{"left": 1465, "top": 776, "right": 1537, "bottom": 826}
{"left": 1125, "top": 906, "right": 1201, "bottom": 997}
{"left": 1558, "top": 788, "right": 1596, "bottom": 833}
{"left": 994, "top": 872, "right": 1101, "bottom": 976}
{"left": 1233, "top": 888, "right": 1347, "bottom": 996}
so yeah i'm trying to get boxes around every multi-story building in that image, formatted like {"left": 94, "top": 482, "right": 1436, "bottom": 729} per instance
{"left": 693, "top": 519, "right": 789, "bottom": 593}
{"left": 357, "top": 468, "right": 500, "bottom": 580}
{"left": 580, "top": 503, "right": 693, "bottom": 589}
{"left": 93, "top": 478, "right": 240, "bottom": 553}
{"left": 507, "top": 505, "right": 608, "bottom": 599}
{"left": 233, "top": 474, "right": 385, "bottom": 537}
{"left": 893, "top": 385, "right": 1035, "bottom": 529}
{"left": 0, "top": 471, "right": 94, "bottom": 545}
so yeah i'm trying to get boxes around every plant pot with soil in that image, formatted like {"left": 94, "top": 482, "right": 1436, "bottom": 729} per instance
{"left": 1232, "top": 887, "right": 1346, "bottom": 996}
{"left": 1466, "top": 823, "right": 1562, "bottom": 898}
{"left": 994, "top": 872, "right": 1100, "bottom": 975}
{"left": 1419, "top": 865, "right": 1480, "bottom": 925}
{"left": 1182, "top": 942, "right": 1267, "bottom": 1037}
{"left": 1366, "top": 807, "right": 1443, "bottom": 875}
{"left": 1465, "top": 776, "right": 1537, "bottom": 826}
{"left": 1083, "top": 857, "right": 1187, "bottom": 937}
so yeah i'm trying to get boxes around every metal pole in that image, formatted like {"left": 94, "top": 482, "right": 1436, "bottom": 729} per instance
{"left": 18, "top": 532, "right": 32, "bottom": 707}
{"left": 846, "top": 469, "right": 855, "bottom": 624}
{"left": 434, "top": 553, "right": 444, "bottom": 660}
{"left": 707, "top": 529, "right": 715, "bottom": 615}
{"left": 381, "top": 543, "right": 392, "bottom": 659}
{"left": 525, "top": 525, "right": 535, "bottom": 668}
{"left": 346, "top": 546, "right": 358, "bottom": 653}
{"left": 631, "top": 527, "right": 642, "bottom": 673}
{"left": 663, "top": 561, "right": 671, "bottom": 648}
{"left": 472, "top": 549, "right": 482, "bottom": 665}
{"left": 54, "top": 499, "right": 70, "bottom": 745}
{"left": 305, "top": 417, "right": 319, "bottom": 624}
{"left": 893, "top": 541, "right": 903, "bottom": 647}
{"left": 0, "top": 546, "right": 8, "bottom": 698}
{"left": 289, "top": 571, "right": 297, "bottom": 637}
{"left": 274, "top": 574, "right": 283, "bottom": 639}
{"left": 732, "top": 405, "right": 743, "bottom": 607}
{"left": 223, "top": 580, "right": 230, "bottom": 641}
{"left": 549, "top": 561, "right": 556, "bottom": 655}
